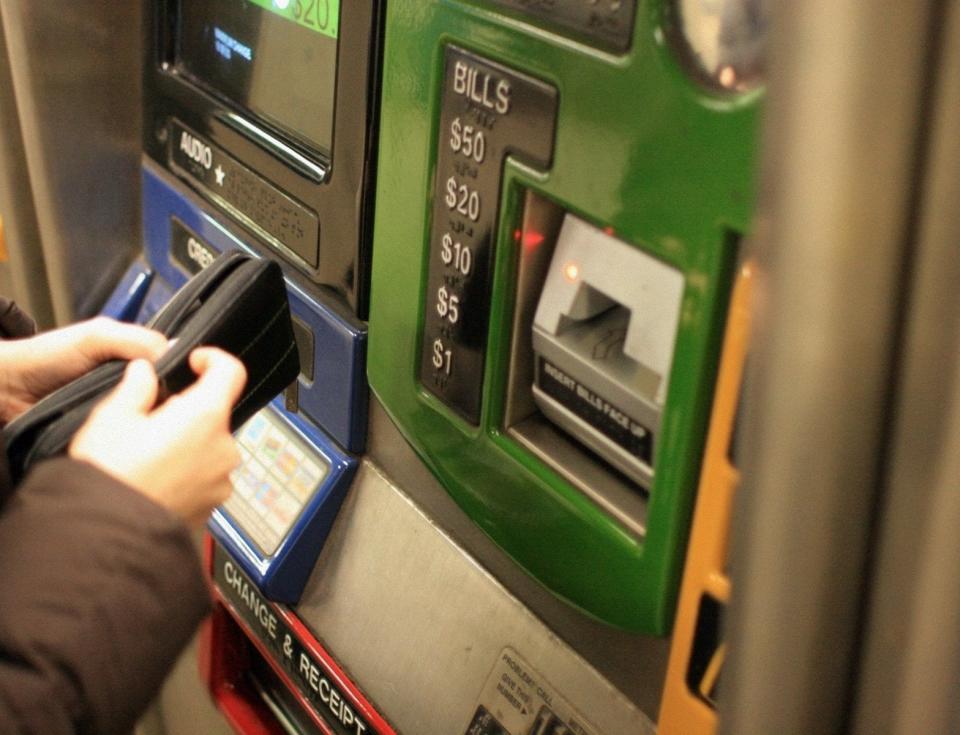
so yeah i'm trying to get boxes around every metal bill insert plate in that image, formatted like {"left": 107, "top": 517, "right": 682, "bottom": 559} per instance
{"left": 532, "top": 214, "right": 684, "bottom": 489}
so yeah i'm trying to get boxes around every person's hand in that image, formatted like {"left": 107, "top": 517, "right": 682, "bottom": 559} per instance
{"left": 0, "top": 317, "right": 168, "bottom": 424}
{"left": 69, "top": 347, "right": 247, "bottom": 527}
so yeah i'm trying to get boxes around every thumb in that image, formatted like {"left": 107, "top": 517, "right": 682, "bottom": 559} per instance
{"left": 101, "top": 359, "right": 159, "bottom": 416}
{"left": 188, "top": 347, "right": 247, "bottom": 410}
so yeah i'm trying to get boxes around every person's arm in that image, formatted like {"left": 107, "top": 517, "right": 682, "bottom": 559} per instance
{"left": 0, "top": 348, "right": 246, "bottom": 734}
{"left": 0, "top": 459, "right": 209, "bottom": 734}
{"left": 0, "top": 296, "right": 36, "bottom": 339}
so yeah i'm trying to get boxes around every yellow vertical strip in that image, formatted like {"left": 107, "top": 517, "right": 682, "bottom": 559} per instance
{"left": 658, "top": 261, "right": 754, "bottom": 735}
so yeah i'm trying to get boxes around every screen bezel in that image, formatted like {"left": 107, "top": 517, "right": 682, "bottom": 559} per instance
{"left": 144, "top": 0, "right": 383, "bottom": 317}
{"left": 171, "top": 1, "right": 339, "bottom": 161}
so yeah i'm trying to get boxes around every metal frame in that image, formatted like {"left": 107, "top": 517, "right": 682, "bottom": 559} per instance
{"left": 0, "top": 0, "right": 142, "bottom": 323}
{"left": 851, "top": 2, "right": 960, "bottom": 731}
{"left": 0, "top": 10, "right": 53, "bottom": 327}
{"left": 723, "top": 0, "right": 947, "bottom": 731}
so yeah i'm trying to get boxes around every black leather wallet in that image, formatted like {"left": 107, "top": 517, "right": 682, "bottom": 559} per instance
{"left": 2, "top": 251, "right": 300, "bottom": 485}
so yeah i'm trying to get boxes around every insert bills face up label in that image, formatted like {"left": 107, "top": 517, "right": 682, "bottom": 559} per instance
{"left": 537, "top": 357, "right": 653, "bottom": 466}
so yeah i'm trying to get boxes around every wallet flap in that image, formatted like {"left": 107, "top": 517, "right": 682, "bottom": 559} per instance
{"left": 154, "top": 258, "right": 291, "bottom": 398}
{"left": 148, "top": 251, "right": 248, "bottom": 335}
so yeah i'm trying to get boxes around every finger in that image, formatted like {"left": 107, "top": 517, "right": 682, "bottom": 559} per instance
{"left": 225, "top": 437, "right": 243, "bottom": 472}
{"left": 158, "top": 348, "right": 246, "bottom": 426}
{"left": 185, "top": 479, "right": 235, "bottom": 528}
{"left": 77, "top": 317, "right": 170, "bottom": 364}
{"left": 189, "top": 347, "right": 247, "bottom": 408}
{"left": 98, "top": 359, "right": 159, "bottom": 416}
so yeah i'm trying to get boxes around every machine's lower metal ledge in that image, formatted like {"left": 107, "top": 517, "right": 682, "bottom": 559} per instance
{"left": 281, "top": 459, "right": 655, "bottom": 735}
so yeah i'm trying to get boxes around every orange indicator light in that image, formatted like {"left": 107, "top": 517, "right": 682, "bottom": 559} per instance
{"left": 563, "top": 261, "right": 580, "bottom": 282}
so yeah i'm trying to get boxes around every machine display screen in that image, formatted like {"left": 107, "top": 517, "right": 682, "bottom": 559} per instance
{"left": 176, "top": 0, "right": 340, "bottom": 154}
{"left": 223, "top": 410, "right": 330, "bottom": 556}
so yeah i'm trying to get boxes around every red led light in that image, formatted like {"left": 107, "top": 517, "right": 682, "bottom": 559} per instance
{"left": 522, "top": 230, "right": 545, "bottom": 250}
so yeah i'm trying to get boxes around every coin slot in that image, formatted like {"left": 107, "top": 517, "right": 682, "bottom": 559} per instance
{"left": 209, "top": 608, "right": 322, "bottom": 735}
{"left": 248, "top": 651, "right": 323, "bottom": 735}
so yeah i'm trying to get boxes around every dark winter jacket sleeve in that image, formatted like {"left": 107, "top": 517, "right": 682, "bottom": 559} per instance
{"left": 0, "top": 297, "right": 36, "bottom": 340}
{"left": 0, "top": 457, "right": 211, "bottom": 734}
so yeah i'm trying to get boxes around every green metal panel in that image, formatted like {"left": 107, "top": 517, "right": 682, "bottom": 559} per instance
{"left": 368, "top": 0, "right": 760, "bottom": 633}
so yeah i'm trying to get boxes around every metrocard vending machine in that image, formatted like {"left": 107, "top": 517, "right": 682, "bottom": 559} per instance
{"left": 108, "top": 0, "right": 765, "bottom": 733}
{"left": 108, "top": 4, "right": 379, "bottom": 725}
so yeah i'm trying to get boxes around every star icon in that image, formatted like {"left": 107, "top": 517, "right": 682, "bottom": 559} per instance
{"left": 214, "top": 165, "right": 225, "bottom": 186}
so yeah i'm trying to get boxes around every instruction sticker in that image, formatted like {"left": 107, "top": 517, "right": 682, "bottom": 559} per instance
{"left": 466, "top": 648, "right": 600, "bottom": 735}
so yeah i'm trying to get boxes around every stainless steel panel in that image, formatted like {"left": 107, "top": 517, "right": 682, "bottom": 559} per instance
{"left": 851, "top": 3, "right": 960, "bottom": 732}
{"left": 0, "top": 1, "right": 142, "bottom": 322}
{"left": 148, "top": 399, "right": 665, "bottom": 733}
{"left": 367, "top": 400, "right": 670, "bottom": 717}
{"left": 0, "top": 10, "right": 53, "bottom": 327}
{"left": 722, "top": 0, "right": 941, "bottom": 731}
{"left": 293, "top": 449, "right": 656, "bottom": 734}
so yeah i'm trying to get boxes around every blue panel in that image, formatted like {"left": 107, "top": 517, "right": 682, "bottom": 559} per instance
{"left": 100, "top": 260, "right": 153, "bottom": 322}
{"left": 136, "top": 278, "right": 175, "bottom": 325}
{"left": 208, "top": 403, "right": 357, "bottom": 605}
{"left": 285, "top": 279, "right": 368, "bottom": 454}
{"left": 141, "top": 163, "right": 368, "bottom": 452}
